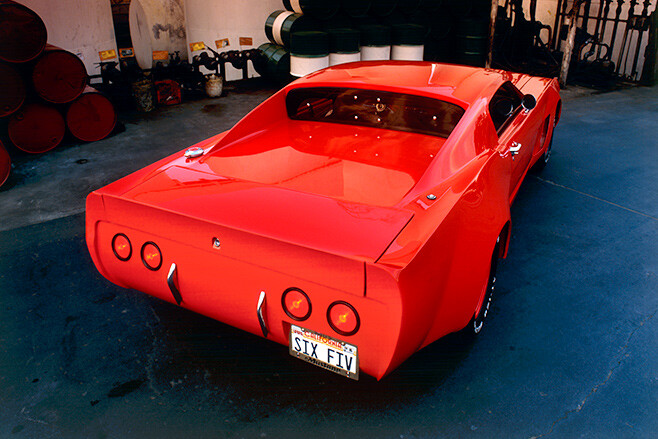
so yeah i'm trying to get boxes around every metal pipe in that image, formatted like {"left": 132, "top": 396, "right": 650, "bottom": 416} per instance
{"left": 630, "top": 0, "right": 653, "bottom": 78}
{"left": 560, "top": 0, "right": 587, "bottom": 86}
{"left": 486, "top": 0, "right": 498, "bottom": 68}
{"left": 597, "top": 0, "right": 614, "bottom": 58}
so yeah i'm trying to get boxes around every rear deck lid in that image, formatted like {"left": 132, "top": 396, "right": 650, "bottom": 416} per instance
{"left": 120, "top": 166, "right": 413, "bottom": 261}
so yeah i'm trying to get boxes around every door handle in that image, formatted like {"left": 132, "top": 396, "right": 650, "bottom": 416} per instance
{"left": 510, "top": 142, "right": 522, "bottom": 159}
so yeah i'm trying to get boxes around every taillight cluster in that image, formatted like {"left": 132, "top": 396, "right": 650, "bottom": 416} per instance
{"left": 282, "top": 288, "right": 360, "bottom": 336}
{"left": 112, "top": 234, "right": 163, "bottom": 271}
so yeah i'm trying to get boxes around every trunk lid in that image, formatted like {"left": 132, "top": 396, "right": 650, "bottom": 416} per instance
{"left": 119, "top": 165, "right": 413, "bottom": 262}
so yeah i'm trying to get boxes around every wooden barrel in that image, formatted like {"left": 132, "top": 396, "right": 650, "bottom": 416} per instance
{"left": 0, "top": 62, "right": 25, "bottom": 118}
{"left": 0, "top": 0, "right": 47, "bottom": 63}
{"left": 290, "top": 31, "right": 330, "bottom": 77}
{"left": 283, "top": 0, "right": 340, "bottom": 20}
{"left": 454, "top": 18, "right": 488, "bottom": 66}
{"left": 369, "top": 0, "right": 398, "bottom": 17}
{"left": 66, "top": 86, "right": 117, "bottom": 142}
{"left": 0, "top": 140, "right": 10, "bottom": 188}
{"left": 341, "top": 0, "right": 371, "bottom": 17}
{"left": 256, "top": 43, "right": 292, "bottom": 84}
{"left": 265, "top": 10, "right": 318, "bottom": 48}
{"left": 8, "top": 104, "right": 65, "bottom": 154}
{"left": 32, "top": 45, "right": 88, "bottom": 104}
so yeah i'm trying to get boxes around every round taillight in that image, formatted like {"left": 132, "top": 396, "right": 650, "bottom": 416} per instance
{"left": 112, "top": 233, "right": 132, "bottom": 261}
{"left": 141, "top": 242, "right": 162, "bottom": 271}
{"left": 327, "top": 301, "right": 360, "bottom": 336}
{"left": 282, "top": 287, "right": 312, "bottom": 321}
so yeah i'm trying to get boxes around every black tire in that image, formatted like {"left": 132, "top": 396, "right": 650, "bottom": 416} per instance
{"left": 468, "top": 237, "right": 500, "bottom": 335}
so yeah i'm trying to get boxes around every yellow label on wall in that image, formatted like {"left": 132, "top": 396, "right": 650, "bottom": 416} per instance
{"left": 239, "top": 37, "right": 253, "bottom": 46}
{"left": 119, "top": 48, "right": 135, "bottom": 58}
{"left": 216, "top": 38, "right": 229, "bottom": 49}
{"left": 189, "top": 42, "right": 206, "bottom": 52}
{"left": 152, "top": 50, "right": 169, "bottom": 61}
{"left": 99, "top": 49, "right": 117, "bottom": 61}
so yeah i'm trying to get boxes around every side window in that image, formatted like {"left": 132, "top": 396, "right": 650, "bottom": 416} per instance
{"left": 489, "top": 82, "right": 523, "bottom": 134}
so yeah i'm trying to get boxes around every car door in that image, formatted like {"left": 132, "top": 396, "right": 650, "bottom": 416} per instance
{"left": 489, "top": 82, "right": 542, "bottom": 202}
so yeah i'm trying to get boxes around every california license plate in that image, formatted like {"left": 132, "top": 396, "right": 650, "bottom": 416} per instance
{"left": 289, "top": 325, "right": 359, "bottom": 380}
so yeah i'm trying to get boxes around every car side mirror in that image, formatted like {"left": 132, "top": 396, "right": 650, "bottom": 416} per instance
{"left": 521, "top": 94, "right": 537, "bottom": 112}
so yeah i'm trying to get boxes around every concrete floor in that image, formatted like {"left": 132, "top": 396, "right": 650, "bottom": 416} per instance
{"left": 0, "top": 83, "right": 656, "bottom": 438}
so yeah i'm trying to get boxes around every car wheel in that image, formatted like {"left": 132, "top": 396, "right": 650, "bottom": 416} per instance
{"left": 469, "top": 238, "right": 500, "bottom": 335}
{"left": 532, "top": 133, "right": 553, "bottom": 173}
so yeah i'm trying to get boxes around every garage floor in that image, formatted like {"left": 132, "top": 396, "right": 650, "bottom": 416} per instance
{"left": 0, "top": 83, "right": 656, "bottom": 438}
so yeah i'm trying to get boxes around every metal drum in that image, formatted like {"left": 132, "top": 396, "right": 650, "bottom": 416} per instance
{"left": 391, "top": 24, "right": 425, "bottom": 61}
{"left": 328, "top": 28, "right": 361, "bottom": 66}
{"left": 265, "top": 10, "right": 318, "bottom": 48}
{"left": 0, "top": 140, "right": 10, "bottom": 188}
{"left": 290, "top": 31, "right": 330, "bottom": 77}
{"left": 8, "top": 104, "right": 65, "bottom": 154}
{"left": 282, "top": 0, "right": 340, "bottom": 20}
{"left": 32, "top": 45, "right": 88, "bottom": 104}
{"left": 0, "top": 62, "right": 25, "bottom": 118}
{"left": 0, "top": 0, "right": 47, "bottom": 63}
{"left": 369, "top": 0, "right": 398, "bottom": 17}
{"left": 455, "top": 18, "right": 488, "bottom": 67}
{"left": 66, "top": 86, "right": 117, "bottom": 142}
{"left": 341, "top": 0, "right": 371, "bottom": 18}
{"left": 256, "top": 43, "right": 292, "bottom": 84}
{"left": 359, "top": 25, "right": 391, "bottom": 61}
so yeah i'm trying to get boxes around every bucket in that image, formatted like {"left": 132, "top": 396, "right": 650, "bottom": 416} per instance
{"left": 0, "top": 141, "right": 10, "bottom": 188}
{"left": 66, "top": 86, "right": 117, "bottom": 142}
{"left": 0, "top": 62, "right": 25, "bottom": 118}
{"left": 205, "top": 74, "right": 224, "bottom": 98}
{"left": 0, "top": 0, "right": 47, "bottom": 63}
{"left": 8, "top": 103, "right": 65, "bottom": 153}
{"left": 132, "top": 78, "right": 155, "bottom": 112}
{"left": 290, "top": 31, "right": 330, "bottom": 77}
{"left": 32, "top": 45, "right": 88, "bottom": 104}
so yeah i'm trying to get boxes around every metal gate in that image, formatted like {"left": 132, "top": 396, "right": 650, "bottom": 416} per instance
{"left": 552, "top": 0, "right": 657, "bottom": 82}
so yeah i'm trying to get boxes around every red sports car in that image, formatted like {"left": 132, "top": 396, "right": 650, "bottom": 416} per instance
{"left": 86, "top": 62, "right": 561, "bottom": 380}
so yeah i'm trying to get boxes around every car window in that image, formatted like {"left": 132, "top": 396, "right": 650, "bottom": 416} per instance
{"left": 489, "top": 82, "right": 523, "bottom": 134}
{"left": 287, "top": 87, "right": 465, "bottom": 138}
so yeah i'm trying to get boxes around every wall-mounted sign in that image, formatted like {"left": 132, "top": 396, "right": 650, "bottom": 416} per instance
{"left": 239, "top": 37, "right": 253, "bottom": 46}
{"left": 99, "top": 49, "right": 117, "bottom": 61}
{"left": 216, "top": 38, "right": 229, "bottom": 49}
{"left": 119, "top": 48, "right": 135, "bottom": 58}
{"left": 152, "top": 50, "right": 169, "bottom": 61}
{"left": 190, "top": 42, "right": 205, "bottom": 52}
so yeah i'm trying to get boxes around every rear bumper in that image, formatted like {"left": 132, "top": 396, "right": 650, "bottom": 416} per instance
{"left": 86, "top": 192, "right": 403, "bottom": 380}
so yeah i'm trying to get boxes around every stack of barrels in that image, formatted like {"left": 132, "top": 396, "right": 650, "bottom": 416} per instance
{"left": 256, "top": 0, "right": 492, "bottom": 83}
{"left": 0, "top": 0, "right": 117, "bottom": 188}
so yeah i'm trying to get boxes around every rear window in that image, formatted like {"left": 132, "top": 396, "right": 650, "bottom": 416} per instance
{"left": 286, "top": 87, "right": 465, "bottom": 138}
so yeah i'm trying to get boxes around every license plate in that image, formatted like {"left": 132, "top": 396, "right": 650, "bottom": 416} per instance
{"left": 289, "top": 325, "right": 359, "bottom": 380}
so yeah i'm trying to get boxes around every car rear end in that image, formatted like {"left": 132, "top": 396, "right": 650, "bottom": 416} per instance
{"left": 86, "top": 174, "right": 407, "bottom": 380}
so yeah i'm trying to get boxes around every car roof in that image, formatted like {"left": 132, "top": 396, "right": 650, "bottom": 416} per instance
{"left": 287, "top": 61, "right": 516, "bottom": 109}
